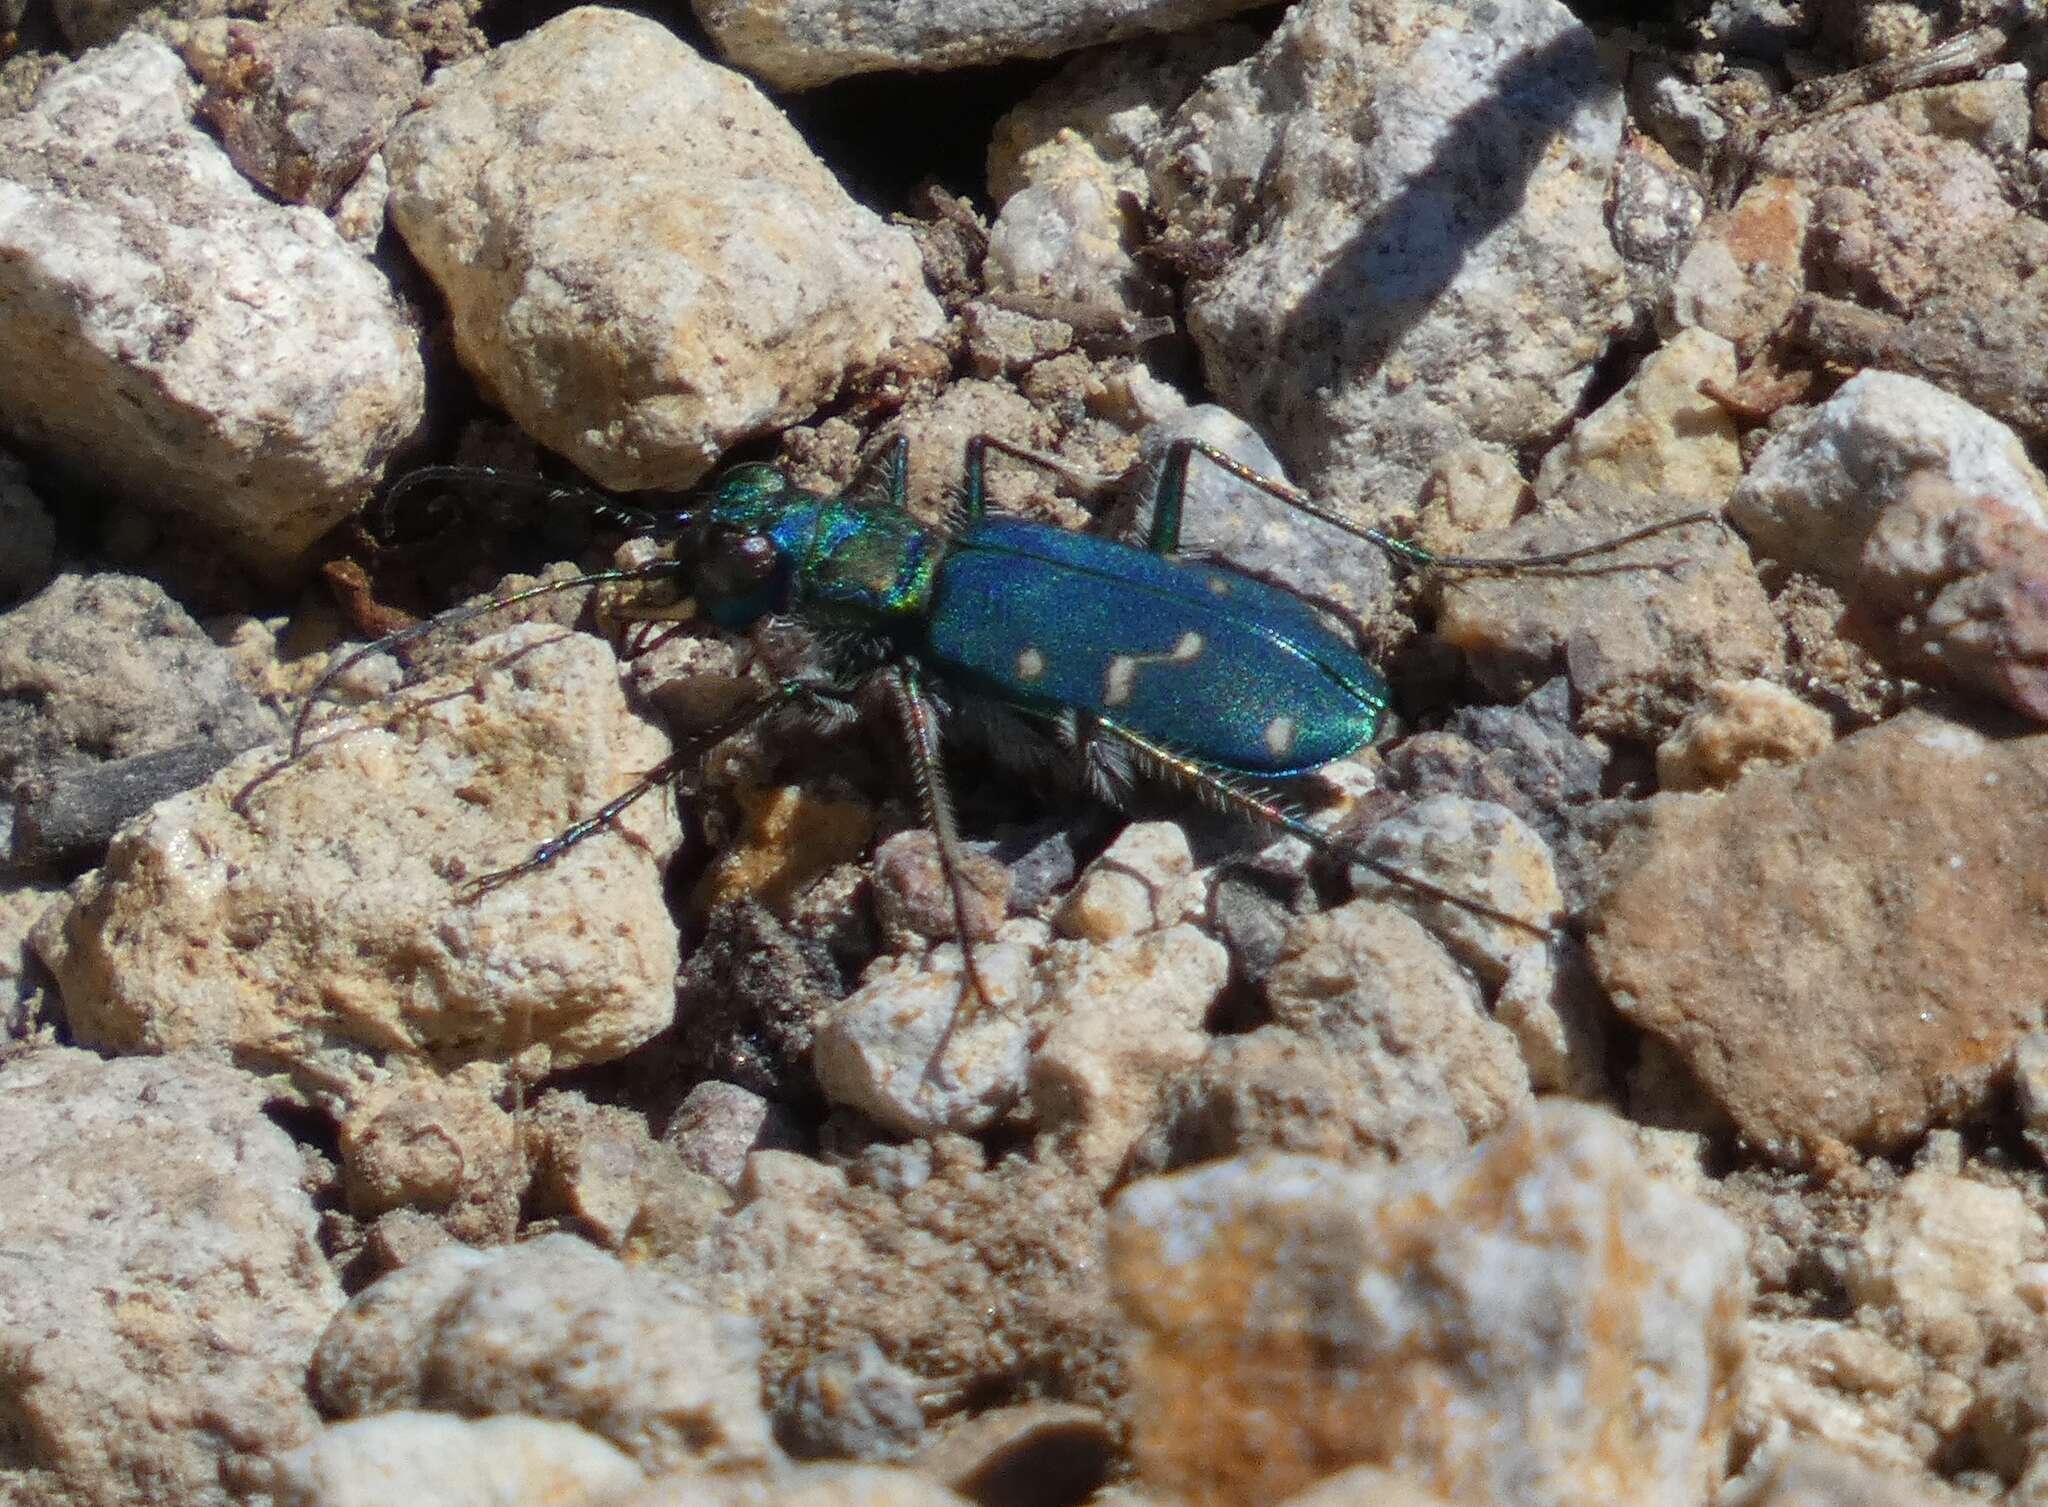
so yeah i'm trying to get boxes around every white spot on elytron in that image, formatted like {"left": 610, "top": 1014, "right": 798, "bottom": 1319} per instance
{"left": 1015, "top": 645, "right": 1046, "bottom": 682}
{"left": 1101, "top": 634, "right": 1206, "bottom": 708}
{"left": 1206, "top": 576, "right": 1232, "bottom": 596}
{"left": 1264, "top": 716, "right": 1297, "bottom": 759}
{"left": 1103, "top": 655, "right": 1137, "bottom": 707}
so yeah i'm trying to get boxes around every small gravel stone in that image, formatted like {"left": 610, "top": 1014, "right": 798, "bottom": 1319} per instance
{"left": 0, "top": 1048, "right": 342, "bottom": 1507}
{"left": 264, "top": 1412, "right": 645, "bottom": 1507}
{"left": 34, "top": 627, "right": 682, "bottom": 1092}
{"left": 312, "top": 1233, "right": 775, "bottom": 1475}
{"left": 1352, "top": 794, "right": 1563, "bottom": 986}
{"left": 0, "top": 36, "right": 424, "bottom": 575}
{"left": 694, "top": 0, "right": 1270, "bottom": 91}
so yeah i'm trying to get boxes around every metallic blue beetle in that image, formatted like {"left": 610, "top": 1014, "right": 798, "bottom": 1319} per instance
{"left": 285, "top": 434, "right": 1709, "bottom": 1049}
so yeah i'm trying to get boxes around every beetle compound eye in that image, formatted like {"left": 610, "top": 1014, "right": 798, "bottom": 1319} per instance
{"left": 702, "top": 533, "right": 780, "bottom": 598}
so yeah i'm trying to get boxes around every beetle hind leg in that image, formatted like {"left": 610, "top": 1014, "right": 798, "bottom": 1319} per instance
{"left": 1093, "top": 718, "right": 1556, "bottom": 943}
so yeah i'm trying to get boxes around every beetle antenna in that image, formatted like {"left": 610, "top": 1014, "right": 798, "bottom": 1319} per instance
{"left": 1159, "top": 438, "right": 1722, "bottom": 575}
{"left": 378, "top": 464, "right": 671, "bottom": 537}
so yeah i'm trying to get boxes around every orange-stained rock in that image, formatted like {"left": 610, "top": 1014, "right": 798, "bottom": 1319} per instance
{"left": 1107, "top": 1102, "right": 1749, "bottom": 1507}
{"left": 1590, "top": 713, "right": 2048, "bottom": 1162}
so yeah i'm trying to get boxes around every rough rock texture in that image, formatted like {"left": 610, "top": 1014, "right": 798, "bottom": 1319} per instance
{"left": 337, "top": 1067, "right": 525, "bottom": 1244}
{"left": 0, "top": 36, "right": 425, "bottom": 575}
{"left": 1433, "top": 487, "right": 1782, "bottom": 742}
{"left": 1127, "top": 900, "right": 1529, "bottom": 1174}
{"left": 526, "top": 1089, "right": 733, "bottom": 1252}
{"left": 185, "top": 20, "right": 423, "bottom": 211}
{"left": 1029, "top": 924, "right": 1226, "bottom": 1179}
{"left": 1108, "top": 1103, "right": 1749, "bottom": 1507}
{"left": 694, "top": 0, "right": 1271, "bottom": 91}
{"left": 0, "top": 1048, "right": 341, "bottom": 1507}
{"left": 0, "top": 573, "right": 280, "bottom": 870}
{"left": 1149, "top": 0, "right": 1631, "bottom": 520}
{"left": 311, "top": 1234, "right": 774, "bottom": 1475}
{"left": 264, "top": 1412, "right": 645, "bottom": 1507}
{"left": 984, "top": 27, "right": 1258, "bottom": 317}
{"left": 695, "top": 1140, "right": 1120, "bottom": 1411}
{"left": 385, "top": 7, "right": 943, "bottom": 491}
{"left": 1731, "top": 372, "right": 2048, "bottom": 721}
{"left": 1352, "top": 795, "right": 1564, "bottom": 983}
{"left": 33, "top": 627, "right": 681, "bottom": 1095}
{"left": 1531, "top": 325, "right": 1743, "bottom": 509}
{"left": 1656, "top": 679, "right": 1835, "bottom": 792}
{"left": 1590, "top": 713, "right": 2048, "bottom": 1163}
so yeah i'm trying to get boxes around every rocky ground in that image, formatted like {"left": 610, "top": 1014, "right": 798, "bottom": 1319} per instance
{"left": 4, "top": 0, "right": 2048, "bottom": 1504}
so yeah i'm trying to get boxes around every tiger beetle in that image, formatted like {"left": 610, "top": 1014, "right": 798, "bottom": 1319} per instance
{"left": 267, "top": 435, "right": 1715, "bottom": 1072}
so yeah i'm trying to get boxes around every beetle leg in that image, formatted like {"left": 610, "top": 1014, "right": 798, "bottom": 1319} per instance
{"left": 843, "top": 432, "right": 912, "bottom": 512}
{"left": 961, "top": 433, "right": 1107, "bottom": 524}
{"left": 879, "top": 662, "right": 997, "bottom": 1081}
{"left": 1094, "top": 718, "right": 1555, "bottom": 942}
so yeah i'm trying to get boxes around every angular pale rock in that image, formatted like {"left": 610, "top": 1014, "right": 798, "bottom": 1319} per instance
{"left": 1107, "top": 1103, "right": 1749, "bottom": 1507}
{"left": 813, "top": 942, "right": 1043, "bottom": 1137}
{"left": 1845, "top": 1168, "right": 2044, "bottom": 1361}
{"left": 0, "top": 37, "right": 424, "bottom": 575}
{"left": 1589, "top": 713, "right": 2048, "bottom": 1163}
{"left": 696, "top": 1144, "right": 1117, "bottom": 1408}
{"left": 33, "top": 627, "right": 681, "bottom": 1091}
{"left": 385, "top": 8, "right": 942, "bottom": 491}
{"left": 339, "top": 1066, "right": 525, "bottom": 1244}
{"left": 1722, "top": 1443, "right": 1957, "bottom": 1507}
{"left": 611, "top": 1462, "right": 975, "bottom": 1506}
{"left": 1532, "top": 327, "right": 1743, "bottom": 507}
{"left": 1730, "top": 372, "right": 2048, "bottom": 575}
{"left": 1265, "top": 899, "right": 1530, "bottom": 1142}
{"left": 1666, "top": 176, "right": 1812, "bottom": 352}
{"left": 1031, "top": 924, "right": 1228, "bottom": 1178}
{"left": 312, "top": 1234, "right": 774, "bottom": 1475}
{"left": 1734, "top": 378, "right": 2048, "bottom": 720}
{"left": 1735, "top": 1318, "right": 1930, "bottom": 1484}
{"left": 0, "top": 1048, "right": 342, "bottom": 1507}
{"left": 695, "top": 0, "right": 1271, "bottom": 91}
{"left": 264, "top": 1413, "right": 645, "bottom": 1507}
{"left": 1149, "top": 0, "right": 1631, "bottom": 518}
{"left": 1052, "top": 821, "right": 1198, "bottom": 942}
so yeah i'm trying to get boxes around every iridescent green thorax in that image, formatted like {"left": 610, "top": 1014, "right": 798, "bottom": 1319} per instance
{"left": 701, "top": 464, "right": 942, "bottom": 633}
